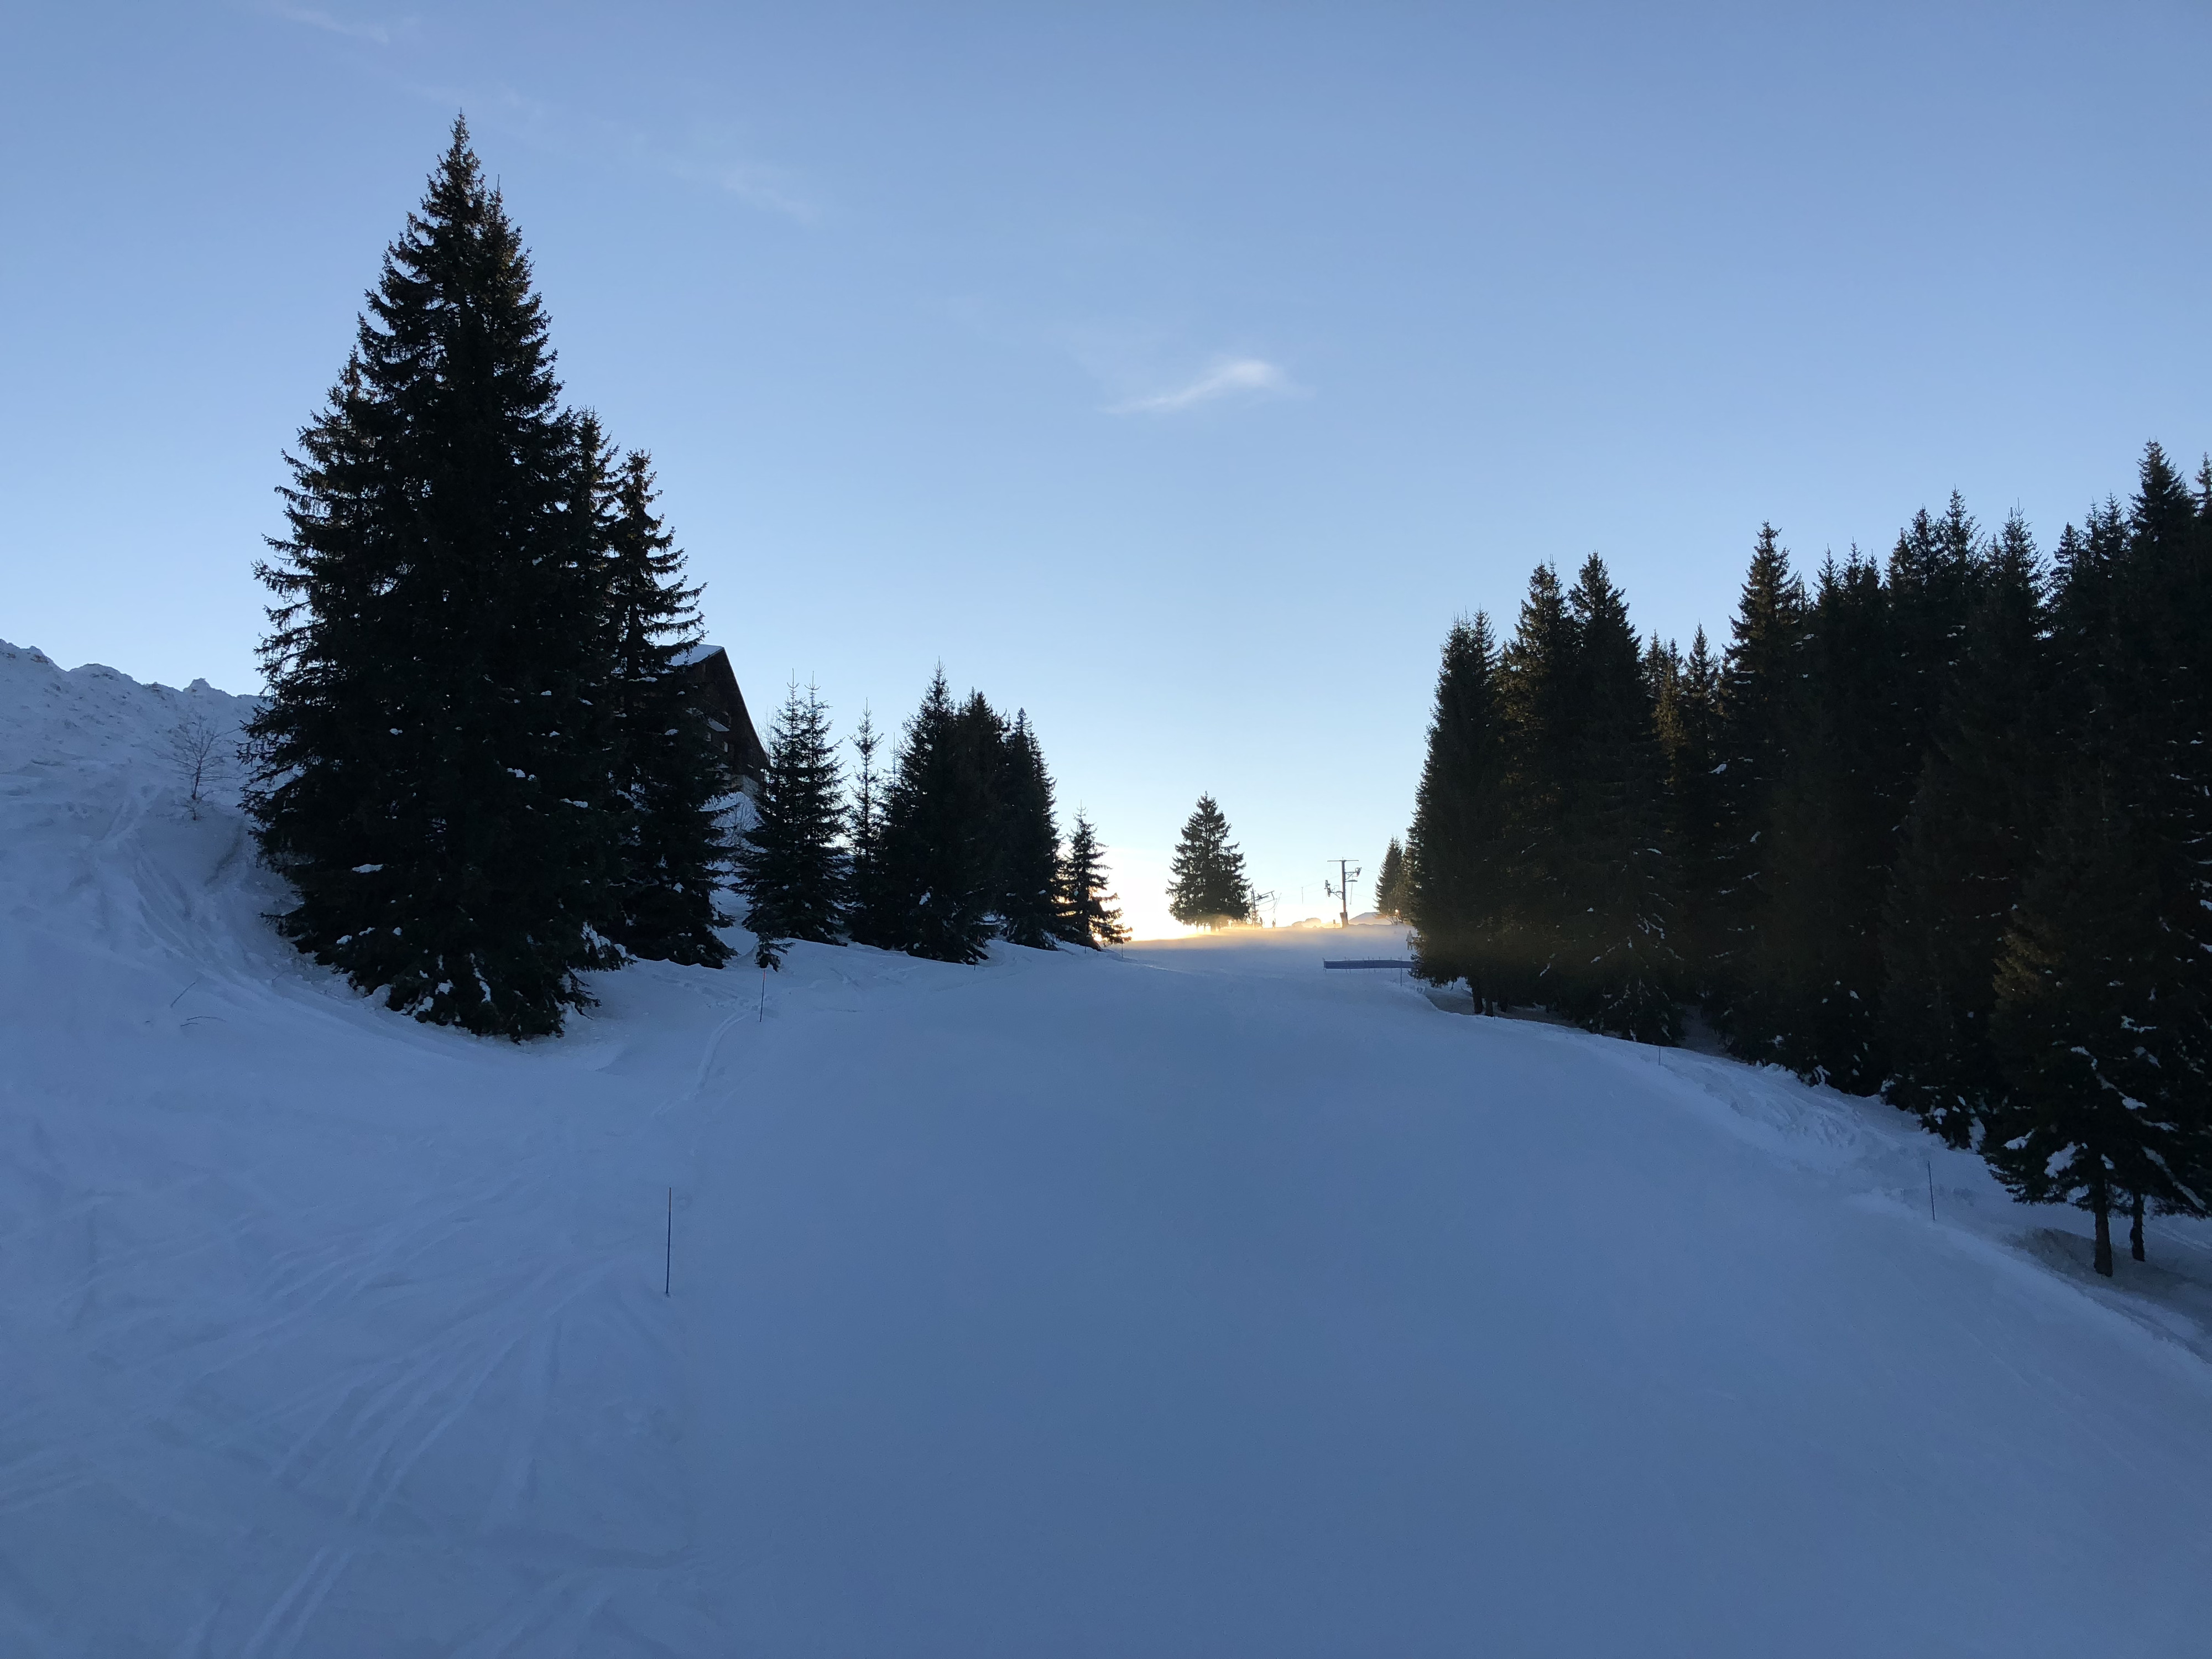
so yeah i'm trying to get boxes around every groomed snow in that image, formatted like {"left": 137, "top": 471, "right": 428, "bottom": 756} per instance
{"left": 2, "top": 638, "right": 2208, "bottom": 1657}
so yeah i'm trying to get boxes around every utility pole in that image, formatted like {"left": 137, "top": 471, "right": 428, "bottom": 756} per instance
{"left": 1323, "top": 859, "right": 1361, "bottom": 928}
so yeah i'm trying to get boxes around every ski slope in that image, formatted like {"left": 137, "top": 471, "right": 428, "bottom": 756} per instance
{"left": 3, "top": 637, "right": 2209, "bottom": 1657}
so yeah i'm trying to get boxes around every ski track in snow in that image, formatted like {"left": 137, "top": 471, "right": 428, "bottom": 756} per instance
{"left": 2, "top": 638, "right": 2209, "bottom": 1657}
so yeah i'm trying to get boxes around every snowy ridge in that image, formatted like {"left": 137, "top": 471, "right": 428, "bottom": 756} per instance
{"left": 3, "top": 641, "right": 2210, "bottom": 1656}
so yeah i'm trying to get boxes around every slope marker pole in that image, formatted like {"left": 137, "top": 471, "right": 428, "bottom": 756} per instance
{"left": 664, "top": 1186, "right": 673, "bottom": 1296}
{"left": 1926, "top": 1160, "right": 1937, "bottom": 1223}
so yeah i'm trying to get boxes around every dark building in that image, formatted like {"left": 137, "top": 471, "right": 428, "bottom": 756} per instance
{"left": 676, "top": 644, "right": 769, "bottom": 787}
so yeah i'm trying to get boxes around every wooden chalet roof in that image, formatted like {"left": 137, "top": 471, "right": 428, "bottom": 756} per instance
{"left": 676, "top": 644, "right": 769, "bottom": 782}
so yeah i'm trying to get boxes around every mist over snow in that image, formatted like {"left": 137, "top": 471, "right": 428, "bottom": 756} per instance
{"left": 2, "top": 638, "right": 2208, "bottom": 1655}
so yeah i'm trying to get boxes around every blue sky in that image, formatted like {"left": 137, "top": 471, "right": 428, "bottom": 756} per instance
{"left": 4, "top": 2, "right": 2205, "bottom": 935}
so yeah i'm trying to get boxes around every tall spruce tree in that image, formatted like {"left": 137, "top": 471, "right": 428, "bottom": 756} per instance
{"left": 600, "top": 445, "right": 732, "bottom": 967}
{"left": 1645, "top": 633, "right": 1682, "bottom": 729}
{"left": 1645, "top": 630, "right": 1687, "bottom": 835}
{"left": 1497, "top": 565, "right": 1582, "bottom": 1005}
{"left": 1665, "top": 627, "right": 1725, "bottom": 999}
{"left": 1407, "top": 614, "right": 1511, "bottom": 1008}
{"left": 844, "top": 705, "right": 890, "bottom": 947}
{"left": 1647, "top": 633, "right": 1688, "bottom": 891}
{"left": 1707, "top": 525, "right": 1807, "bottom": 1034}
{"left": 1881, "top": 514, "right": 2049, "bottom": 1142}
{"left": 1554, "top": 555, "right": 1678, "bottom": 1042}
{"left": 1885, "top": 494, "right": 1985, "bottom": 762}
{"left": 1167, "top": 795, "right": 1255, "bottom": 926}
{"left": 244, "top": 118, "right": 621, "bottom": 1038}
{"left": 1741, "top": 552, "right": 1898, "bottom": 1086}
{"left": 875, "top": 671, "right": 999, "bottom": 962}
{"left": 1055, "top": 811, "right": 1127, "bottom": 948}
{"left": 954, "top": 691, "right": 1015, "bottom": 937}
{"left": 994, "top": 711, "right": 1063, "bottom": 948}
{"left": 733, "top": 681, "right": 847, "bottom": 968}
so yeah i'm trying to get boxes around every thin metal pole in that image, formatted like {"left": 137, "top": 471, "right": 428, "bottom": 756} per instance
{"left": 664, "top": 1186, "right": 673, "bottom": 1296}
{"left": 1926, "top": 1160, "right": 1937, "bottom": 1223}
{"left": 758, "top": 964, "right": 766, "bottom": 1023}
{"left": 1326, "top": 859, "right": 1360, "bottom": 928}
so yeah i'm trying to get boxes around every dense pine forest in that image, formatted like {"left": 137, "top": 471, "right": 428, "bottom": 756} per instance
{"left": 1404, "top": 453, "right": 2212, "bottom": 1271}
{"left": 247, "top": 121, "right": 1123, "bottom": 1040}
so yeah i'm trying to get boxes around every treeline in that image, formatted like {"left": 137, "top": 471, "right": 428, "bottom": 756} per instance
{"left": 739, "top": 672, "right": 1126, "bottom": 969}
{"left": 1405, "top": 448, "right": 2212, "bottom": 1271}
{"left": 248, "top": 120, "right": 1120, "bottom": 1041}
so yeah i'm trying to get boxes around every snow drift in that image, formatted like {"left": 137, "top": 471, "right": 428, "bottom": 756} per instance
{"left": 2, "top": 639, "right": 2208, "bottom": 1657}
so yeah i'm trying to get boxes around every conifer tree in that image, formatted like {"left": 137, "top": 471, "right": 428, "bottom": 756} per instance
{"left": 1554, "top": 555, "right": 1678, "bottom": 1042}
{"left": 1885, "top": 494, "right": 1985, "bottom": 757}
{"left": 733, "top": 682, "right": 847, "bottom": 968}
{"left": 1665, "top": 628, "right": 1724, "bottom": 998}
{"left": 953, "top": 691, "right": 1016, "bottom": 935}
{"left": 1644, "top": 633, "right": 1682, "bottom": 725}
{"left": 1055, "top": 811, "right": 1127, "bottom": 948}
{"left": 1407, "top": 614, "right": 1511, "bottom": 1008}
{"left": 1167, "top": 794, "right": 1255, "bottom": 926}
{"left": 1741, "top": 553, "right": 1897, "bottom": 1087}
{"left": 1374, "top": 838, "right": 1408, "bottom": 919}
{"left": 844, "top": 705, "right": 890, "bottom": 947}
{"left": 1985, "top": 787, "right": 2209, "bottom": 1275}
{"left": 1497, "top": 567, "right": 1581, "bottom": 1003}
{"left": 1707, "top": 525, "right": 1807, "bottom": 1034}
{"left": 993, "top": 711, "right": 1062, "bottom": 948}
{"left": 599, "top": 445, "right": 732, "bottom": 967}
{"left": 244, "top": 118, "right": 621, "bottom": 1038}
{"left": 875, "top": 671, "right": 999, "bottom": 962}
{"left": 1644, "top": 632, "right": 1688, "bottom": 832}
{"left": 1881, "top": 514, "right": 2049, "bottom": 1142}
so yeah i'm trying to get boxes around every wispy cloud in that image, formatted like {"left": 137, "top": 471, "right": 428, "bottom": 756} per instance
{"left": 1109, "top": 358, "right": 1301, "bottom": 415}
{"left": 658, "top": 150, "right": 818, "bottom": 223}
{"left": 260, "top": 1, "right": 404, "bottom": 45}
{"left": 254, "top": 3, "right": 813, "bottom": 222}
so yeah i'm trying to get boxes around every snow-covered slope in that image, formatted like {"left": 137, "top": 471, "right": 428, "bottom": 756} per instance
{"left": 2, "top": 640, "right": 2208, "bottom": 1657}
